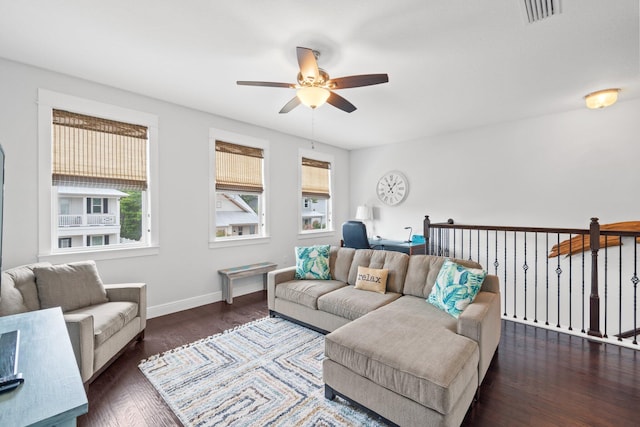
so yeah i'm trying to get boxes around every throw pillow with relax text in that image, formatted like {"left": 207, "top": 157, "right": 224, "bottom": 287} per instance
{"left": 354, "top": 266, "right": 389, "bottom": 294}
{"left": 427, "top": 259, "right": 486, "bottom": 318}
{"left": 294, "top": 245, "right": 331, "bottom": 280}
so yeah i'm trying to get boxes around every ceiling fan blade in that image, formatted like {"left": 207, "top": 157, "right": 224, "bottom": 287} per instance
{"left": 279, "top": 96, "right": 301, "bottom": 114}
{"left": 237, "top": 81, "right": 295, "bottom": 88}
{"left": 329, "top": 74, "right": 389, "bottom": 89}
{"left": 327, "top": 92, "right": 357, "bottom": 113}
{"left": 296, "top": 47, "right": 319, "bottom": 81}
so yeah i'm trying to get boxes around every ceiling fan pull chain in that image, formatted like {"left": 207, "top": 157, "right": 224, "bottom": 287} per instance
{"left": 311, "top": 110, "right": 316, "bottom": 150}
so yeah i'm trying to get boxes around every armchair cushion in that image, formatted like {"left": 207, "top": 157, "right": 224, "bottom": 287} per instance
{"left": 34, "top": 260, "right": 108, "bottom": 312}
{"left": 68, "top": 301, "right": 139, "bottom": 346}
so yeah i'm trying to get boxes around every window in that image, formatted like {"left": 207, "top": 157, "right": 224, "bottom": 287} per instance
{"left": 212, "top": 138, "right": 266, "bottom": 241}
{"left": 87, "top": 235, "right": 109, "bottom": 246}
{"left": 300, "top": 155, "right": 332, "bottom": 233}
{"left": 38, "top": 89, "right": 159, "bottom": 260}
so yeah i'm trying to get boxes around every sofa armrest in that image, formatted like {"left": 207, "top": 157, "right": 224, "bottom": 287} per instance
{"left": 64, "top": 313, "right": 95, "bottom": 383}
{"left": 267, "top": 267, "right": 296, "bottom": 310}
{"left": 457, "top": 289, "right": 501, "bottom": 385}
{"left": 104, "top": 283, "right": 147, "bottom": 331}
{"left": 480, "top": 274, "right": 500, "bottom": 294}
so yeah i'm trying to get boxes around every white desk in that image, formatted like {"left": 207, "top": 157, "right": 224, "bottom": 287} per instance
{"left": 0, "top": 307, "right": 88, "bottom": 426}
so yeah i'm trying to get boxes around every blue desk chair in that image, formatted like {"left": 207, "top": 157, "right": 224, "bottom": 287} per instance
{"left": 341, "top": 221, "right": 371, "bottom": 249}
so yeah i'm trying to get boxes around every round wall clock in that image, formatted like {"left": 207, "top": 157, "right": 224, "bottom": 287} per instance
{"left": 376, "top": 171, "right": 408, "bottom": 206}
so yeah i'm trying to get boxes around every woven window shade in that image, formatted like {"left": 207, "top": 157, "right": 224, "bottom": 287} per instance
{"left": 302, "top": 157, "right": 331, "bottom": 198}
{"left": 215, "top": 140, "right": 264, "bottom": 193}
{"left": 52, "top": 109, "right": 148, "bottom": 191}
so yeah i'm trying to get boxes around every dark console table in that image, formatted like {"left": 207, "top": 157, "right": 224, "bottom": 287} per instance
{"left": 0, "top": 307, "right": 88, "bottom": 426}
{"left": 369, "top": 238, "right": 426, "bottom": 255}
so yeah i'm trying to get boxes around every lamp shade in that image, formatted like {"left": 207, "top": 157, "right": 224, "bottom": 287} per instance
{"left": 584, "top": 88, "right": 620, "bottom": 109}
{"left": 297, "top": 86, "right": 330, "bottom": 109}
{"left": 355, "top": 205, "right": 372, "bottom": 221}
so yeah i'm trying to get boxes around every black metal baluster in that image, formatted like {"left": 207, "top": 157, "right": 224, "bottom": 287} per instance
{"left": 504, "top": 230, "right": 508, "bottom": 316}
{"left": 513, "top": 232, "right": 517, "bottom": 319}
{"left": 477, "top": 229, "right": 480, "bottom": 263}
{"left": 486, "top": 229, "right": 489, "bottom": 272}
{"left": 546, "top": 233, "right": 550, "bottom": 326}
{"left": 523, "top": 232, "right": 528, "bottom": 321}
{"left": 556, "top": 233, "right": 562, "bottom": 328}
{"left": 632, "top": 242, "right": 638, "bottom": 345}
{"left": 581, "top": 234, "right": 585, "bottom": 333}
{"left": 603, "top": 236, "right": 608, "bottom": 338}
{"left": 568, "top": 234, "right": 572, "bottom": 331}
{"left": 619, "top": 244, "right": 623, "bottom": 341}
{"left": 534, "top": 232, "right": 538, "bottom": 323}
{"left": 453, "top": 229, "right": 457, "bottom": 258}
{"left": 468, "top": 229, "right": 472, "bottom": 261}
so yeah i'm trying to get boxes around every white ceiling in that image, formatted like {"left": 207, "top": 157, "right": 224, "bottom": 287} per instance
{"left": 0, "top": 0, "right": 638, "bottom": 150}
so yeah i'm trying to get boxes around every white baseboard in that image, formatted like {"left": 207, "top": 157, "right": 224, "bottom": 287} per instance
{"left": 147, "top": 282, "right": 265, "bottom": 319}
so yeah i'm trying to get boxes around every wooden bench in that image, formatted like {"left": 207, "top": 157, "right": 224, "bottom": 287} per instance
{"left": 218, "top": 262, "right": 277, "bottom": 304}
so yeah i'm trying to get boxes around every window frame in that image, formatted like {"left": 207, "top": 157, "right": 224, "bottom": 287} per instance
{"left": 38, "top": 89, "right": 160, "bottom": 262}
{"left": 298, "top": 149, "right": 334, "bottom": 236}
{"left": 209, "top": 128, "right": 270, "bottom": 248}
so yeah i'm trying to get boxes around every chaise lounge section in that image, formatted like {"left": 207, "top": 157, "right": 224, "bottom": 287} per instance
{"left": 268, "top": 246, "right": 501, "bottom": 426}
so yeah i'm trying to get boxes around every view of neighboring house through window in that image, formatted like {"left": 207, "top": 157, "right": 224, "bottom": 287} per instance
{"left": 214, "top": 140, "right": 264, "bottom": 239}
{"left": 52, "top": 109, "right": 148, "bottom": 250}
{"left": 301, "top": 157, "right": 331, "bottom": 232}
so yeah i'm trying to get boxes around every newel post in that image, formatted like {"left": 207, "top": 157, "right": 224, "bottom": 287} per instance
{"left": 424, "top": 215, "right": 431, "bottom": 254}
{"left": 588, "top": 217, "right": 603, "bottom": 337}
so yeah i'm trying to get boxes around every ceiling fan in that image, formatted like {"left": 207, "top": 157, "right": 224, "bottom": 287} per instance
{"left": 237, "top": 46, "right": 389, "bottom": 114}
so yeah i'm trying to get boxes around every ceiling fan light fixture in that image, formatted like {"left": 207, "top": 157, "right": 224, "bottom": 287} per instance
{"left": 297, "top": 86, "right": 330, "bottom": 109}
{"left": 584, "top": 88, "right": 620, "bottom": 109}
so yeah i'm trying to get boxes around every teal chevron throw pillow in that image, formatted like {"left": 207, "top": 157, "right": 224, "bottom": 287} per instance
{"left": 294, "top": 245, "right": 331, "bottom": 280}
{"left": 428, "top": 259, "right": 487, "bottom": 318}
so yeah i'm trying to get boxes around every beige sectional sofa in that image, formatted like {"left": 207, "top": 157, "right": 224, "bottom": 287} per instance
{"left": 0, "top": 261, "right": 146, "bottom": 385}
{"left": 268, "top": 247, "right": 501, "bottom": 427}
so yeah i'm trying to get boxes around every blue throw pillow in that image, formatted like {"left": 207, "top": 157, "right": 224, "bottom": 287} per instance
{"left": 294, "top": 245, "right": 331, "bottom": 280}
{"left": 428, "top": 259, "right": 487, "bottom": 318}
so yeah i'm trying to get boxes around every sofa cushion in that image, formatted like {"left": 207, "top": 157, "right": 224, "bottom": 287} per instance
{"left": 324, "top": 295, "right": 479, "bottom": 414}
{"left": 354, "top": 266, "right": 388, "bottom": 294}
{"left": 347, "top": 250, "right": 409, "bottom": 294}
{"left": 428, "top": 259, "right": 487, "bottom": 318}
{"left": 34, "top": 260, "right": 108, "bottom": 312}
{"left": 68, "top": 301, "right": 139, "bottom": 346}
{"left": 275, "top": 279, "right": 347, "bottom": 309}
{"left": 317, "top": 286, "right": 401, "bottom": 321}
{"left": 329, "top": 246, "right": 355, "bottom": 282}
{"left": 403, "top": 255, "right": 482, "bottom": 299}
{"left": 294, "top": 245, "right": 331, "bottom": 280}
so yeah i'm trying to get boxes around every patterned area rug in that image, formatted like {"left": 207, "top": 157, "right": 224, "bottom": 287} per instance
{"left": 139, "top": 317, "right": 386, "bottom": 427}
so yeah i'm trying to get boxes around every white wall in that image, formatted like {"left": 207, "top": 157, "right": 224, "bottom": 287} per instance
{"left": 350, "top": 98, "right": 640, "bottom": 241}
{"left": 0, "top": 58, "right": 350, "bottom": 316}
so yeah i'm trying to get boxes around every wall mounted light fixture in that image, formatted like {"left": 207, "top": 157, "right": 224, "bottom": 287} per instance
{"left": 584, "top": 88, "right": 620, "bottom": 109}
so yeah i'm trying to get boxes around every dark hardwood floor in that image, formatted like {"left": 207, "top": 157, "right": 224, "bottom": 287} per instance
{"left": 79, "top": 291, "right": 639, "bottom": 426}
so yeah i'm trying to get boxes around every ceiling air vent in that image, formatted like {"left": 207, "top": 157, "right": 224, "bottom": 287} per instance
{"left": 522, "top": 0, "right": 561, "bottom": 24}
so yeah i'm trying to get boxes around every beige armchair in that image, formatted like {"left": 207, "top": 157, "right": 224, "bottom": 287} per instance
{"left": 0, "top": 261, "right": 146, "bottom": 386}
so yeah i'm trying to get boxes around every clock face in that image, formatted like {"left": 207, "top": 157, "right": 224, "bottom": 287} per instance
{"left": 377, "top": 171, "right": 408, "bottom": 206}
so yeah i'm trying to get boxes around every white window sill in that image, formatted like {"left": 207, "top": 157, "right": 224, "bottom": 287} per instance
{"left": 39, "top": 245, "right": 160, "bottom": 263}
{"left": 297, "top": 230, "right": 336, "bottom": 240}
{"left": 209, "top": 236, "right": 271, "bottom": 249}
